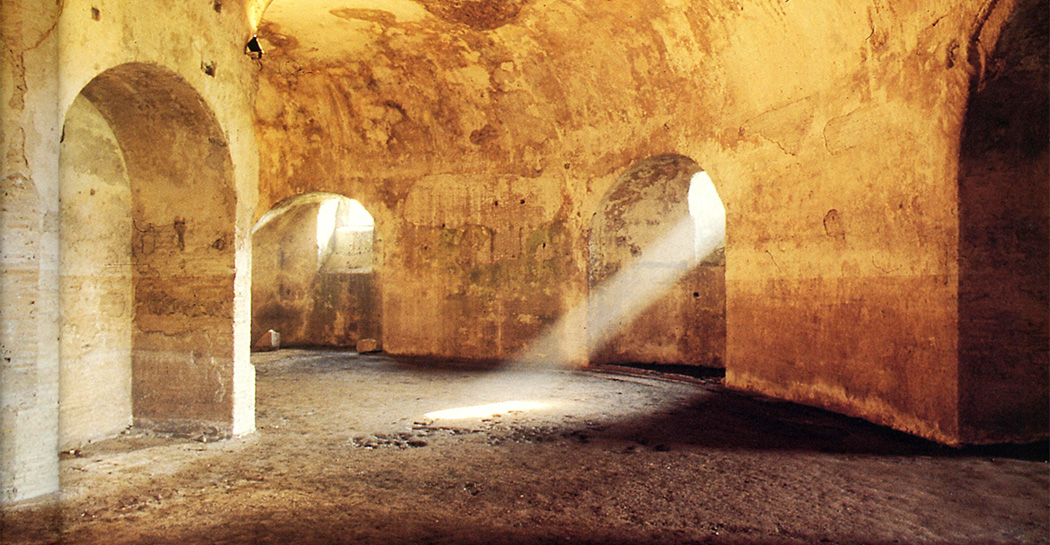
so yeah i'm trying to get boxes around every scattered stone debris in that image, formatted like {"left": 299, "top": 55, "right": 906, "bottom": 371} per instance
{"left": 350, "top": 432, "right": 432, "bottom": 449}
{"left": 254, "top": 329, "right": 281, "bottom": 352}
{"left": 60, "top": 448, "right": 84, "bottom": 460}
{"left": 353, "top": 418, "right": 609, "bottom": 450}
{"left": 356, "top": 338, "right": 380, "bottom": 353}
{"left": 12, "top": 352, "right": 1045, "bottom": 545}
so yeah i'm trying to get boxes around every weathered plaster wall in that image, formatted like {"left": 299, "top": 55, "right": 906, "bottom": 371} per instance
{"left": 2, "top": 0, "right": 259, "bottom": 503}
{"left": 58, "top": 94, "right": 133, "bottom": 450}
{"left": 709, "top": 1, "right": 1017, "bottom": 446}
{"left": 957, "top": 0, "right": 1049, "bottom": 444}
{"left": 252, "top": 0, "right": 1046, "bottom": 446}
{"left": 252, "top": 196, "right": 381, "bottom": 348}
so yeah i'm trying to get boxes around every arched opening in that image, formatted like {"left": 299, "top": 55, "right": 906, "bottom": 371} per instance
{"left": 59, "top": 63, "right": 242, "bottom": 446}
{"left": 587, "top": 155, "right": 726, "bottom": 368}
{"left": 252, "top": 193, "right": 381, "bottom": 351}
{"left": 957, "top": 0, "right": 1049, "bottom": 443}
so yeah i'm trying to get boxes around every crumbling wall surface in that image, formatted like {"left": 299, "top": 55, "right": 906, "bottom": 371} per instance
{"left": 714, "top": 1, "right": 1000, "bottom": 445}
{"left": 713, "top": 0, "right": 1044, "bottom": 445}
{"left": 1, "top": 0, "right": 62, "bottom": 504}
{"left": 251, "top": 196, "right": 381, "bottom": 348}
{"left": 957, "top": 0, "right": 1049, "bottom": 444}
{"left": 253, "top": 0, "right": 1041, "bottom": 443}
{"left": 380, "top": 175, "right": 576, "bottom": 359}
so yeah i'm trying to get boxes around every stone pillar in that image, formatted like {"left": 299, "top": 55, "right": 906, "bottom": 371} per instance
{"left": 0, "top": 0, "right": 62, "bottom": 503}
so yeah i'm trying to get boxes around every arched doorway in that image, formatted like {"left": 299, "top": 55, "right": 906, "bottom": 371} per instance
{"left": 587, "top": 155, "right": 726, "bottom": 368}
{"left": 957, "top": 0, "right": 1049, "bottom": 443}
{"left": 252, "top": 193, "right": 381, "bottom": 351}
{"left": 59, "top": 63, "right": 244, "bottom": 447}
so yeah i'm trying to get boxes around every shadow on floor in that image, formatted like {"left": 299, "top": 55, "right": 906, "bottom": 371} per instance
{"left": 259, "top": 350, "right": 1048, "bottom": 461}
{"left": 589, "top": 370, "right": 1048, "bottom": 462}
{"left": 41, "top": 503, "right": 1014, "bottom": 545}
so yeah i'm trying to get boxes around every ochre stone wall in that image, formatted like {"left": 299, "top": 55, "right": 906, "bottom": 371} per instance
{"left": 708, "top": 1, "right": 994, "bottom": 445}
{"left": 55, "top": 0, "right": 261, "bottom": 438}
{"left": 706, "top": 1, "right": 1033, "bottom": 445}
{"left": 80, "top": 64, "right": 240, "bottom": 434}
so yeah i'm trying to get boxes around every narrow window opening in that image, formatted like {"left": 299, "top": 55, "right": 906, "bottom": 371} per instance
{"left": 317, "top": 198, "right": 375, "bottom": 273}
{"left": 687, "top": 171, "right": 726, "bottom": 264}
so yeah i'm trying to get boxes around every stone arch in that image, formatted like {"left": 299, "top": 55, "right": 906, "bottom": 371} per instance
{"left": 956, "top": 0, "right": 1049, "bottom": 444}
{"left": 586, "top": 154, "right": 726, "bottom": 368}
{"left": 252, "top": 192, "right": 383, "bottom": 351}
{"left": 59, "top": 62, "right": 247, "bottom": 444}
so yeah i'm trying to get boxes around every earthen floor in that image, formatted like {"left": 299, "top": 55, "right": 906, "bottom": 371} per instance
{"left": 2, "top": 349, "right": 1047, "bottom": 544}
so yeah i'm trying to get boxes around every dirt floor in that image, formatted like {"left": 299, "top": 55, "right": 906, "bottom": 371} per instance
{"left": 2, "top": 349, "right": 1048, "bottom": 545}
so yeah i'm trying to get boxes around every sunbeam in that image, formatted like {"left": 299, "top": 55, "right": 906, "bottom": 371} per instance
{"left": 512, "top": 171, "right": 726, "bottom": 369}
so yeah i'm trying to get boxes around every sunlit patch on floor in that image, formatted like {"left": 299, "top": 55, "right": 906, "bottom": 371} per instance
{"left": 424, "top": 401, "right": 549, "bottom": 420}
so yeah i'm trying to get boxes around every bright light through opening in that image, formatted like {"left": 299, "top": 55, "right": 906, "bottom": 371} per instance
{"left": 317, "top": 197, "right": 374, "bottom": 258}
{"left": 508, "top": 168, "right": 726, "bottom": 369}
{"left": 342, "top": 198, "right": 375, "bottom": 231}
{"left": 687, "top": 171, "right": 726, "bottom": 262}
{"left": 316, "top": 198, "right": 339, "bottom": 256}
{"left": 424, "top": 401, "right": 549, "bottom": 420}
